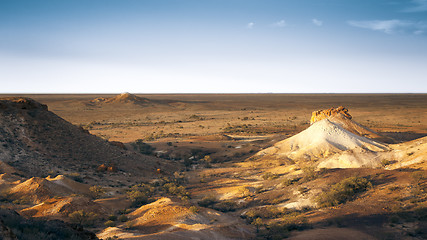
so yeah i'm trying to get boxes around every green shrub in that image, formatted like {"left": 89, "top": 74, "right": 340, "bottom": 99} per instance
{"left": 108, "top": 215, "right": 117, "bottom": 221}
{"left": 252, "top": 217, "right": 263, "bottom": 233}
{"left": 262, "top": 172, "right": 280, "bottom": 180}
{"left": 68, "top": 210, "right": 98, "bottom": 226}
{"left": 244, "top": 206, "right": 283, "bottom": 220}
{"left": 132, "top": 139, "right": 155, "bottom": 154}
{"left": 118, "top": 215, "right": 128, "bottom": 222}
{"left": 163, "top": 182, "right": 188, "bottom": 197}
{"left": 411, "top": 171, "right": 426, "bottom": 185}
{"left": 127, "top": 190, "right": 150, "bottom": 207}
{"left": 104, "top": 220, "right": 116, "bottom": 227}
{"left": 189, "top": 206, "right": 199, "bottom": 213}
{"left": 283, "top": 177, "right": 300, "bottom": 186}
{"left": 89, "top": 185, "right": 106, "bottom": 199}
{"left": 381, "top": 159, "right": 391, "bottom": 167}
{"left": 213, "top": 200, "right": 237, "bottom": 212}
{"left": 127, "top": 183, "right": 156, "bottom": 207}
{"left": 258, "top": 222, "right": 290, "bottom": 239}
{"left": 198, "top": 195, "right": 217, "bottom": 207}
{"left": 316, "top": 176, "right": 372, "bottom": 207}
{"left": 301, "top": 166, "right": 318, "bottom": 182}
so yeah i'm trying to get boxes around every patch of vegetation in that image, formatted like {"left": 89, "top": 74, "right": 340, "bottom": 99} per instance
{"left": 222, "top": 123, "right": 293, "bottom": 135}
{"left": 238, "top": 186, "right": 253, "bottom": 198}
{"left": 104, "top": 220, "right": 116, "bottom": 227}
{"left": 68, "top": 210, "right": 98, "bottom": 227}
{"left": 244, "top": 207, "right": 310, "bottom": 239}
{"left": 411, "top": 171, "right": 426, "bottom": 185}
{"left": 189, "top": 206, "right": 199, "bottom": 213}
{"left": 198, "top": 195, "right": 217, "bottom": 208}
{"left": 118, "top": 215, "right": 128, "bottom": 222}
{"left": 132, "top": 139, "right": 155, "bottom": 155}
{"left": 189, "top": 114, "right": 204, "bottom": 120}
{"left": 127, "top": 174, "right": 189, "bottom": 207}
{"left": 300, "top": 166, "right": 319, "bottom": 183}
{"left": 127, "top": 183, "right": 156, "bottom": 207}
{"left": 283, "top": 177, "right": 301, "bottom": 186}
{"left": 316, "top": 176, "right": 372, "bottom": 208}
{"left": 262, "top": 172, "right": 280, "bottom": 180}
{"left": 244, "top": 206, "right": 283, "bottom": 220}
{"left": 381, "top": 159, "right": 391, "bottom": 167}
{"left": 213, "top": 200, "right": 238, "bottom": 212}
{"left": 0, "top": 209, "right": 96, "bottom": 240}
{"left": 89, "top": 185, "right": 105, "bottom": 199}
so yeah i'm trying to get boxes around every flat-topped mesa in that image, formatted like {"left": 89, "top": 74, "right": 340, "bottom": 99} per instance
{"left": 310, "top": 106, "right": 352, "bottom": 124}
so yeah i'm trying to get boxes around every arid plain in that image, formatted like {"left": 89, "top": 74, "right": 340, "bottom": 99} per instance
{"left": 0, "top": 93, "right": 426, "bottom": 239}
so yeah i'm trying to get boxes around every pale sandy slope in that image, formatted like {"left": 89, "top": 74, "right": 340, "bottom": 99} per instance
{"left": 255, "top": 118, "right": 388, "bottom": 168}
{"left": 97, "top": 197, "right": 254, "bottom": 240}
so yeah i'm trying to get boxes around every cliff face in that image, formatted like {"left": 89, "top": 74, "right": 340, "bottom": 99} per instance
{"left": 310, "top": 106, "right": 352, "bottom": 124}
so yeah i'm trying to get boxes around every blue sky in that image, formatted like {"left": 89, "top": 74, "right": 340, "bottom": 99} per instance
{"left": 0, "top": 0, "right": 426, "bottom": 93}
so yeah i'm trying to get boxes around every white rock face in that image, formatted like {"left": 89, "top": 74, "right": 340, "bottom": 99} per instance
{"left": 255, "top": 119, "right": 388, "bottom": 168}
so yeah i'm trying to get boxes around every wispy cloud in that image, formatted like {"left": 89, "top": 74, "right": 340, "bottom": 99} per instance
{"left": 402, "top": 0, "right": 427, "bottom": 12}
{"left": 347, "top": 19, "right": 426, "bottom": 35}
{"left": 246, "top": 22, "right": 254, "bottom": 29}
{"left": 312, "top": 18, "right": 323, "bottom": 26}
{"left": 272, "top": 20, "right": 286, "bottom": 28}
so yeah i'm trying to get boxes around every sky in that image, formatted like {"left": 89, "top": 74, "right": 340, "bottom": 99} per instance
{"left": 0, "top": 0, "right": 426, "bottom": 93}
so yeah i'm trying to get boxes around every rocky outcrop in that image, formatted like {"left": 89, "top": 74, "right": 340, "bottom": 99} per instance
{"left": 0, "top": 97, "right": 48, "bottom": 110}
{"left": 310, "top": 106, "right": 351, "bottom": 124}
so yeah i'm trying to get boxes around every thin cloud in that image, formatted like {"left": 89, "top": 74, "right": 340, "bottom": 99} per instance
{"left": 347, "top": 19, "right": 426, "bottom": 34}
{"left": 402, "top": 0, "right": 427, "bottom": 12}
{"left": 246, "top": 22, "right": 254, "bottom": 29}
{"left": 272, "top": 20, "right": 286, "bottom": 28}
{"left": 312, "top": 18, "right": 323, "bottom": 26}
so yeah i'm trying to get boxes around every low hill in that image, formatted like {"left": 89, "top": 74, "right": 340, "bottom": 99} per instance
{"left": 90, "top": 93, "right": 150, "bottom": 105}
{"left": 98, "top": 197, "right": 254, "bottom": 239}
{"left": 0, "top": 97, "right": 174, "bottom": 184}
{"left": 7, "top": 176, "right": 89, "bottom": 204}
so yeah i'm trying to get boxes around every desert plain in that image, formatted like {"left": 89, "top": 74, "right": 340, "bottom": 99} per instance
{"left": 0, "top": 93, "right": 426, "bottom": 239}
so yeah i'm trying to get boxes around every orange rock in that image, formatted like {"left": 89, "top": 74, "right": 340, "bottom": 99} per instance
{"left": 107, "top": 164, "right": 117, "bottom": 172}
{"left": 310, "top": 106, "right": 352, "bottom": 124}
{"left": 97, "top": 164, "right": 107, "bottom": 172}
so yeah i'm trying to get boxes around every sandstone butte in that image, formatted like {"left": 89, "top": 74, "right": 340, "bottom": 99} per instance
{"left": 310, "top": 106, "right": 352, "bottom": 124}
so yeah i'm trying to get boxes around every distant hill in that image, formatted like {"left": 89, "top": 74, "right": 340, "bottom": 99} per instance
{"left": 0, "top": 97, "right": 173, "bottom": 184}
{"left": 90, "top": 93, "right": 150, "bottom": 105}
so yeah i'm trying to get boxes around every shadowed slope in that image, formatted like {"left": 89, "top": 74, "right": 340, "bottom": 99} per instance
{"left": 0, "top": 97, "right": 174, "bottom": 183}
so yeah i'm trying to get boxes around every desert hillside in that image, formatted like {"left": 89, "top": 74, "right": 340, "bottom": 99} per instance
{"left": 0, "top": 97, "right": 173, "bottom": 185}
